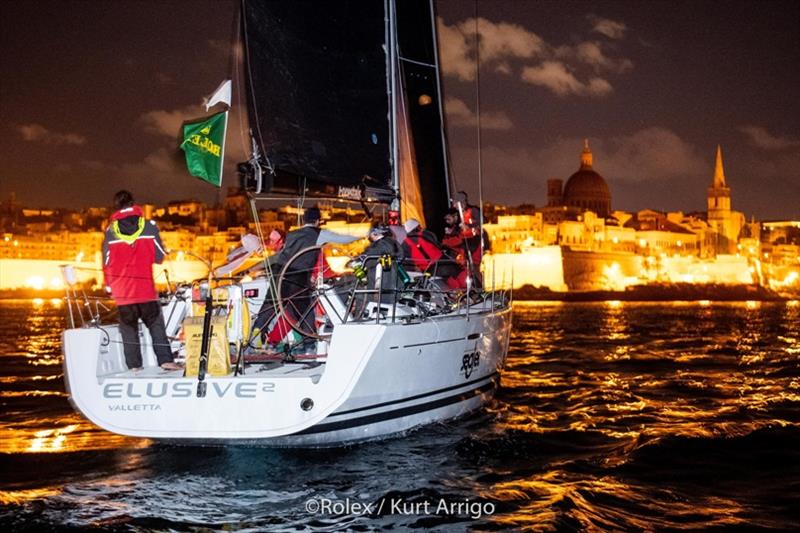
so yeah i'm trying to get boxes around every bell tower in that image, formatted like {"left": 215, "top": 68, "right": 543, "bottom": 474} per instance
{"left": 707, "top": 145, "right": 734, "bottom": 253}
{"left": 707, "top": 145, "right": 730, "bottom": 213}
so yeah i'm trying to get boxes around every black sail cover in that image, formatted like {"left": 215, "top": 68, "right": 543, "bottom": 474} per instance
{"left": 242, "top": 0, "right": 392, "bottom": 200}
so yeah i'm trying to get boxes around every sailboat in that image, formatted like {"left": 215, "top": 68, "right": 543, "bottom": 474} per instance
{"left": 61, "top": 0, "right": 512, "bottom": 446}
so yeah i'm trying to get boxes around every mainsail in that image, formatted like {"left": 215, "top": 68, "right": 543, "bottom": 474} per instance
{"left": 241, "top": 0, "right": 451, "bottom": 232}
{"left": 242, "top": 0, "right": 390, "bottom": 199}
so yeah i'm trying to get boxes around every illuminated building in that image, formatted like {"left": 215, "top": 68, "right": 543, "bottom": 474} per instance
{"left": 562, "top": 139, "right": 612, "bottom": 217}
{"left": 542, "top": 140, "right": 611, "bottom": 223}
{"left": 483, "top": 214, "right": 546, "bottom": 253}
{"left": 626, "top": 210, "right": 698, "bottom": 257}
{"left": 706, "top": 146, "right": 745, "bottom": 254}
{"left": 0, "top": 231, "right": 104, "bottom": 261}
{"left": 165, "top": 199, "right": 204, "bottom": 217}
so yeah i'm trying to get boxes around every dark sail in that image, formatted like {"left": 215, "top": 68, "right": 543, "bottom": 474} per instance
{"left": 242, "top": 0, "right": 391, "bottom": 199}
{"left": 395, "top": 0, "right": 451, "bottom": 236}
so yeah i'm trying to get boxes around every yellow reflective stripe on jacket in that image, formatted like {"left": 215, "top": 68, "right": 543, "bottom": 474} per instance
{"left": 111, "top": 217, "right": 145, "bottom": 244}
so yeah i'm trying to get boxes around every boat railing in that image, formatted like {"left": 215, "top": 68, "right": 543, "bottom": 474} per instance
{"left": 59, "top": 265, "right": 113, "bottom": 329}
{"left": 310, "top": 255, "right": 511, "bottom": 329}
{"left": 60, "top": 250, "right": 512, "bottom": 367}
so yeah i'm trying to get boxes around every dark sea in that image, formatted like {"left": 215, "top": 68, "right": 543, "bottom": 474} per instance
{"left": 1, "top": 299, "right": 799, "bottom": 531}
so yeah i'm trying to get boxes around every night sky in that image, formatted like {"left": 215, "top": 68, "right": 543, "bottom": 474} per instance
{"left": 1, "top": 0, "right": 798, "bottom": 219}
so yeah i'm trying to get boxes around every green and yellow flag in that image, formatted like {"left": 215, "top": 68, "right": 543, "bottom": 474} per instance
{"left": 180, "top": 111, "right": 227, "bottom": 187}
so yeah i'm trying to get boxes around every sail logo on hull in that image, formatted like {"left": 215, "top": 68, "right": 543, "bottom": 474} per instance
{"left": 460, "top": 351, "right": 480, "bottom": 379}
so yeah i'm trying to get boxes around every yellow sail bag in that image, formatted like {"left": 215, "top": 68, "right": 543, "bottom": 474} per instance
{"left": 183, "top": 315, "right": 232, "bottom": 377}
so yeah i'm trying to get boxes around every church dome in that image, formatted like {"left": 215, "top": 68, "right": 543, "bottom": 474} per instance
{"left": 562, "top": 140, "right": 611, "bottom": 217}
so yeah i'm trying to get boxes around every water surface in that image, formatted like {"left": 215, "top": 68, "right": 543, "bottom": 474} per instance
{"left": 1, "top": 300, "right": 798, "bottom": 530}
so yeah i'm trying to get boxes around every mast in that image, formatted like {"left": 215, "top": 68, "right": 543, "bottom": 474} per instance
{"left": 388, "top": 0, "right": 400, "bottom": 205}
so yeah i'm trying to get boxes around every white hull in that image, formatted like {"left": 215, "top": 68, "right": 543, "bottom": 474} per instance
{"left": 63, "top": 303, "right": 511, "bottom": 447}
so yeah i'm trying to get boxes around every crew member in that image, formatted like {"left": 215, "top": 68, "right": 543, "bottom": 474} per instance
{"left": 359, "top": 222, "right": 405, "bottom": 303}
{"left": 444, "top": 192, "right": 487, "bottom": 288}
{"left": 102, "top": 190, "right": 183, "bottom": 371}
{"left": 402, "top": 218, "right": 465, "bottom": 289}
{"left": 261, "top": 207, "right": 323, "bottom": 348}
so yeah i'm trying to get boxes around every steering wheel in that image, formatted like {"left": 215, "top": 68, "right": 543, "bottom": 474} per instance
{"left": 276, "top": 245, "right": 367, "bottom": 340}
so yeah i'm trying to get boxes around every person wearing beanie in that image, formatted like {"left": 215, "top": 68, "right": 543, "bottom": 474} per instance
{"left": 303, "top": 206, "right": 321, "bottom": 225}
{"left": 403, "top": 218, "right": 420, "bottom": 234}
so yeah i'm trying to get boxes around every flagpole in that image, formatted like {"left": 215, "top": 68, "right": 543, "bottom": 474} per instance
{"left": 219, "top": 110, "right": 229, "bottom": 187}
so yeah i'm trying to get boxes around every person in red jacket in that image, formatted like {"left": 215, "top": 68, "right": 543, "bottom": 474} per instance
{"left": 402, "top": 218, "right": 466, "bottom": 289}
{"left": 102, "top": 190, "right": 182, "bottom": 371}
{"left": 442, "top": 202, "right": 486, "bottom": 289}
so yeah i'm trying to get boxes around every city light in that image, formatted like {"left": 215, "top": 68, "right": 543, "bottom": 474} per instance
{"left": 1, "top": 165, "right": 798, "bottom": 297}
{"left": 25, "top": 276, "right": 45, "bottom": 290}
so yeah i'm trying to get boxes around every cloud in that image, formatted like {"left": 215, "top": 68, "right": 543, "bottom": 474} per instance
{"left": 600, "top": 128, "right": 708, "bottom": 181}
{"left": 438, "top": 17, "right": 545, "bottom": 82}
{"left": 521, "top": 62, "right": 612, "bottom": 97}
{"left": 46, "top": 100, "right": 254, "bottom": 208}
{"left": 448, "top": 129, "right": 800, "bottom": 217}
{"left": 78, "top": 148, "right": 183, "bottom": 183}
{"left": 570, "top": 41, "right": 633, "bottom": 73}
{"left": 588, "top": 15, "right": 627, "bottom": 40}
{"left": 475, "top": 18, "right": 545, "bottom": 63}
{"left": 438, "top": 16, "right": 632, "bottom": 98}
{"left": 139, "top": 106, "right": 202, "bottom": 138}
{"left": 18, "top": 124, "right": 86, "bottom": 145}
{"left": 445, "top": 97, "right": 513, "bottom": 130}
{"left": 437, "top": 20, "right": 477, "bottom": 81}
{"left": 75, "top": 102, "right": 252, "bottom": 200}
{"left": 448, "top": 128, "right": 708, "bottom": 204}
{"left": 738, "top": 125, "right": 800, "bottom": 150}
{"left": 137, "top": 105, "right": 248, "bottom": 160}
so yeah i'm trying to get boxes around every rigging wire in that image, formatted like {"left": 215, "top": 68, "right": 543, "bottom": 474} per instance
{"left": 429, "top": 0, "right": 458, "bottom": 200}
{"left": 247, "top": 197, "right": 281, "bottom": 326}
{"left": 239, "top": 0, "right": 268, "bottom": 170}
{"left": 232, "top": 4, "right": 250, "bottom": 170}
{"left": 474, "top": 1, "right": 485, "bottom": 252}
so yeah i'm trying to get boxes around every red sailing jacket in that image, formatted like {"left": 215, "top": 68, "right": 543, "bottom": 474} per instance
{"left": 102, "top": 205, "right": 167, "bottom": 305}
{"left": 402, "top": 229, "right": 444, "bottom": 271}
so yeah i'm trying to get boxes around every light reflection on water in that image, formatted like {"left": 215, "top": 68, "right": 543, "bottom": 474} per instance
{"left": 0, "top": 299, "right": 798, "bottom": 530}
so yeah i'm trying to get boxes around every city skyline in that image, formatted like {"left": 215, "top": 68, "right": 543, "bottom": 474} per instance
{"left": 1, "top": 0, "right": 798, "bottom": 218}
